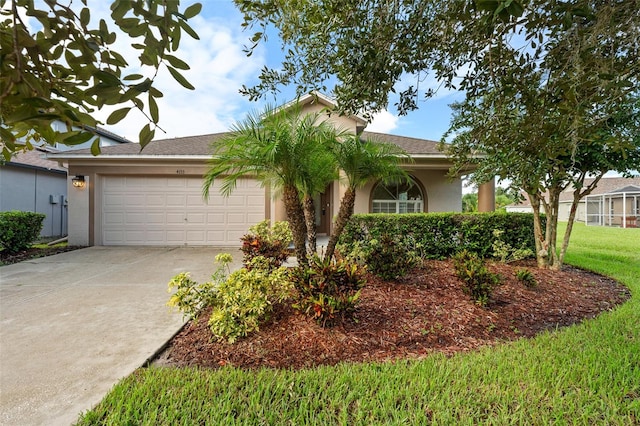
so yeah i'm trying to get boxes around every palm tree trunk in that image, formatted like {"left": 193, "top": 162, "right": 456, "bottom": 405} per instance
{"left": 303, "top": 194, "right": 317, "bottom": 257}
{"left": 324, "top": 186, "right": 356, "bottom": 260}
{"left": 283, "top": 185, "right": 308, "bottom": 267}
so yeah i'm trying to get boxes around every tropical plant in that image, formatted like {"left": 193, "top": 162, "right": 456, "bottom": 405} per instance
{"left": 291, "top": 255, "right": 366, "bottom": 326}
{"left": 208, "top": 258, "right": 292, "bottom": 343}
{"left": 240, "top": 220, "right": 292, "bottom": 270}
{"left": 453, "top": 250, "right": 502, "bottom": 306}
{"left": 324, "top": 134, "right": 410, "bottom": 260}
{"left": 203, "top": 104, "right": 343, "bottom": 267}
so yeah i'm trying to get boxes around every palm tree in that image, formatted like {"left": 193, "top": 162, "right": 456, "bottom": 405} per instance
{"left": 324, "top": 135, "right": 411, "bottom": 260}
{"left": 203, "top": 104, "right": 341, "bottom": 266}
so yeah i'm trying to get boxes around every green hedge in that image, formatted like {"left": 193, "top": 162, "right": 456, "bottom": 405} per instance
{"left": 0, "top": 211, "right": 46, "bottom": 253}
{"left": 338, "top": 212, "right": 541, "bottom": 259}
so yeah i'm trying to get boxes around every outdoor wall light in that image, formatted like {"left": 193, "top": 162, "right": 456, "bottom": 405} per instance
{"left": 72, "top": 175, "right": 86, "bottom": 188}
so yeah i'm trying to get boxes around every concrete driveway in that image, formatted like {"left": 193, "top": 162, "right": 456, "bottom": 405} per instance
{"left": 0, "top": 246, "right": 242, "bottom": 426}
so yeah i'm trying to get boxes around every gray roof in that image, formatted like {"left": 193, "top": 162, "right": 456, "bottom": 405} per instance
{"left": 50, "top": 131, "right": 443, "bottom": 158}
{"left": 362, "top": 131, "right": 442, "bottom": 155}
{"left": 6, "top": 147, "right": 67, "bottom": 173}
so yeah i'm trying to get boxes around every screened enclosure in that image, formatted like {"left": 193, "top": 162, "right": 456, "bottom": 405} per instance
{"left": 585, "top": 185, "right": 640, "bottom": 228}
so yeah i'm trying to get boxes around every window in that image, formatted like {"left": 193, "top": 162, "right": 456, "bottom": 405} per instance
{"left": 371, "top": 177, "right": 424, "bottom": 213}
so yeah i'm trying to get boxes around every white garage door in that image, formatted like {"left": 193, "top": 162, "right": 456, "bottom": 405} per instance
{"left": 102, "top": 176, "right": 265, "bottom": 246}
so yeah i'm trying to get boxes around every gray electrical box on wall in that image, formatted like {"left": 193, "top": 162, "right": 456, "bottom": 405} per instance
{"left": 49, "top": 194, "right": 58, "bottom": 204}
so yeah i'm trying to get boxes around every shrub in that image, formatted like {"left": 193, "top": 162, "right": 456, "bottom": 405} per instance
{"left": 208, "top": 260, "right": 292, "bottom": 343}
{"left": 167, "top": 253, "right": 231, "bottom": 320}
{"left": 240, "top": 220, "right": 292, "bottom": 269}
{"left": 515, "top": 268, "right": 537, "bottom": 288}
{"left": 492, "top": 229, "right": 534, "bottom": 263}
{"left": 453, "top": 250, "right": 502, "bottom": 306}
{"left": 291, "top": 256, "right": 366, "bottom": 326}
{"left": 168, "top": 253, "right": 294, "bottom": 343}
{"left": 342, "top": 233, "right": 419, "bottom": 280}
{"left": 0, "top": 211, "right": 46, "bottom": 253}
{"left": 339, "top": 212, "right": 540, "bottom": 260}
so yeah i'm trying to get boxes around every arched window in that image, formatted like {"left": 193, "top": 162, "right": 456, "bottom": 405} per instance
{"left": 371, "top": 177, "right": 424, "bottom": 213}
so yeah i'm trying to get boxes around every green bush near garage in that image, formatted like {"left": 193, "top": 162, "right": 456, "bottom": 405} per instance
{"left": 0, "top": 211, "right": 46, "bottom": 253}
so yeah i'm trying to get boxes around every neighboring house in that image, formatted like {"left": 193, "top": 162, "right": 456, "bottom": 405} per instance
{"left": 505, "top": 176, "right": 640, "bottom": 228}
{"left": 0, "top": 147, "right": 68, "bottom": 237}
{"left": 48, "top": 122, "right": 132, "bottom": 152}
{"left": 1, "top": 125, "right": 132, "bottom": 238}
{"left": 49, "top": 93, "right": 486, "bottom": 247}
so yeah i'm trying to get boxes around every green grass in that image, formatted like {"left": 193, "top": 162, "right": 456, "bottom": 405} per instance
{"left": 77, "top": 223, "right": 640, "bottom": 425}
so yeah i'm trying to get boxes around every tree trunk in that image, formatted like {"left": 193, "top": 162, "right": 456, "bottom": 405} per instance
{"left": 324, "top": 186, "right": 356, "bottom": 261}
{"left": 547, "top": 188, "right": 560, "bottom": 270}
{"left": 558, "top": 174, "right": 603, "bottom": 267}
{"left": 528, "top": 193, "right": 549, "bottom": 269}
{"left": 283, "top": 185, "right": 308, "bottom": 267}
{"left": 558, "top": 191, "right": 580, "bottom": 267}
{"left": 302, "top": 194, "right": 317, "bottom": 257}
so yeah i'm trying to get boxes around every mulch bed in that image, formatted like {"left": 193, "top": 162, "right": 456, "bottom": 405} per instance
{"left": 0, "top": 246, "right": 83, "bottom": 266}
{"left": 154, "top": 259, "right": 630, "bottom": 370}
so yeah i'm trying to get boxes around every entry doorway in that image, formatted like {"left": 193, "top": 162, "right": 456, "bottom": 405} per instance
{"left": 314, "top": 185, "right": 332, "bottom": 235}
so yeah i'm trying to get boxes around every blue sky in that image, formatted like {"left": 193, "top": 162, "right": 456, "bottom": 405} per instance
{"left": 79, "top": 0, "right": 464, "bottom": 143}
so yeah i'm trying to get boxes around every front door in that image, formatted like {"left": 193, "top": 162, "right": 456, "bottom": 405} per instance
{"left": 315, "top": 185, "right": 332, "bottom": 235}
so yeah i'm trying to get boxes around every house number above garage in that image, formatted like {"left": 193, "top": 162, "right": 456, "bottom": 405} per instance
{"left": 176, "top": 170, "right": 185, "bottom": 174}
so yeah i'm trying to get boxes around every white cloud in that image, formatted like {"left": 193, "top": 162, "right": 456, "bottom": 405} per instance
{"left": 366, "top": 110, "right": 399, "bottom": 133}
{"left": 77, "top": 2, "right": 266, "bottom": 141}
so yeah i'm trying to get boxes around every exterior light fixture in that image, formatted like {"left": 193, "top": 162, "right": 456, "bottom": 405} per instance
{"left": 72, "top": 175, "right": 86, "bottom": 188}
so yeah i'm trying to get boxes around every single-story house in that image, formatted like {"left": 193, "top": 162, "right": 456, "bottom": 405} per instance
{"left": 49, "top": 93, "right": 493, "bottom": 247}
{"left": 505, "top": 176, "right": 640, "bottom": 227}
{"left": 1, "top": 125, "right": 132, "bottom": 238}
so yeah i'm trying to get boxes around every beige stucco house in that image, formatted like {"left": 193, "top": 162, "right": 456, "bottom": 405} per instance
{"left": 50, "top": 93, "right": 481, "bottom": 247}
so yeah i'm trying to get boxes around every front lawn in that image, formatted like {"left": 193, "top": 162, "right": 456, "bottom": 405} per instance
{"left": 77, "top": 223, "right": 640, "bottom": 425}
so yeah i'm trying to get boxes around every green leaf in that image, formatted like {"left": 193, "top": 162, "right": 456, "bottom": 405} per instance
{"left": 179, "top": 20, "right": 200, "bottom": 40}
{"left": 80, "top": 8, "right": 90, "bottom": 27}
{"left": 63, "top": 131, "right": 95, "bottom": 145}
{"left": 149, "top": 93, "right": 159, "bottom": 123}
{"left": 107, "top": 107, "right": 131, "bottom": 125}
{"left": 165, "top": 54, "right": 190, "bottom": 70}
{"left": 183, "top": 3, "right": 202, "bottom": 19}
{"left": 90, "top": 139, "right": 102, "bottom": 156}
{"left": 123, "top": 73, "right": 144, "bottom": 81}
{"left": 139, "top": 124, "right": 155, "bottom": 148}
{"left": 0, "top": 127, "right": 16, "bottom": 144}
{"left": 96, "top": 70, "right": 121, "bottom": 86}
{"left": 167, "top": 66, "right": 195, "bottom": 90}
{"left": 133, "top": 78, "right": 153, "bottom": 92}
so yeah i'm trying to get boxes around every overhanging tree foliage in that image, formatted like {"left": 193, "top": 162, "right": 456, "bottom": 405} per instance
{"left": 0, "top": 0, "right": 202, "bottom": 159}
{"left": 236, "top": 0, "right": 640, "bottom": 270}
{"left": 442, "top": 1, "right": 640, "bottom": 269}
{"left": 234, "top": 0, "right": 527, "bottom": 118}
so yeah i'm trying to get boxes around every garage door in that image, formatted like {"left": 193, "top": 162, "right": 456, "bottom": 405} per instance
{"left": 102, "top": 176, "right": 265, "bottom": 246}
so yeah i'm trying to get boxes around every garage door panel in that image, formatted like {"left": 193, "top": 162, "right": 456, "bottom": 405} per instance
{"left": 166, "top": 212, "right": 185, "bottom": 225}
{"left": 145, "top": 194, "right": 165, "bottom": 206}
{"left": 126, "top": 212, "right": 146, "bottom": 224}
{"left": 102, "top": 176, "right": 264, "bottom": 246}
{"left": 123, "top": 194, "right": 146, "bottom": 206}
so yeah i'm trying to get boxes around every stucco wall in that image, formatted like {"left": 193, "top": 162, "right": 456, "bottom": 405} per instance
{"left": 301, "top": 103, "right": 358, "bottom": 133}
{"left": 0, "top": 166, "right": 67, "bottom": 237}
{"left": 67, "top": 175, "right": 90, "bottom": 246}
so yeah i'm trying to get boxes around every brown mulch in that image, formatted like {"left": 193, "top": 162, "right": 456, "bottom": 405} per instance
{"left": 154, "top": 259, "right": 630, "bottom": 370}
{"left": 0, "top": 245, "right": 83, "bottom": 265}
